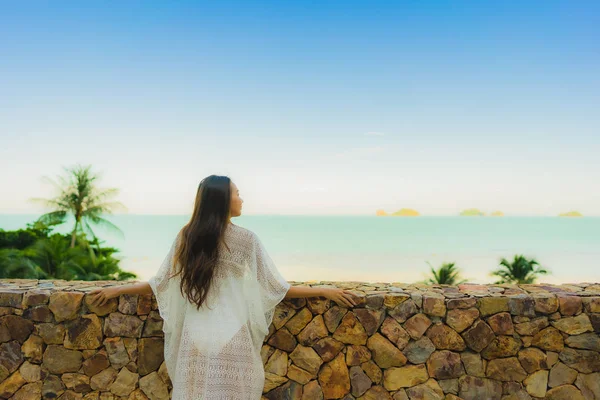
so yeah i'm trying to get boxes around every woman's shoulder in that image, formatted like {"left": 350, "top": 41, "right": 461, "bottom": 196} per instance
{"left": 227, "top": 223, "right": 259, "bottom": 244}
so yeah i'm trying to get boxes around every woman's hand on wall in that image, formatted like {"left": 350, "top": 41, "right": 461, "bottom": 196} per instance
{"left": 321, "top": 288, "right": 358, "bottom": 308}
{"left": 88, "top": 286, "right": 123, "bottom": 307}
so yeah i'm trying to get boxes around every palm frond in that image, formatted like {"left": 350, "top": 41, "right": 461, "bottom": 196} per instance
{"left": 85, "top": 215, "right": 124, "bottom": 237}
{"left": 491, "top": 255, "right": 549, "bottom": 284}
{"left": 36, "top": 211, "right": 67, "bottom": 227}
{"left": 426, "top": 261, "right": 466, "bottom": 285}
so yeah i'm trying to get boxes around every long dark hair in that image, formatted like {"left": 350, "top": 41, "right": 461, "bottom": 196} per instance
{"left": 174, "top": 175, "right": 231, "bottom": 310}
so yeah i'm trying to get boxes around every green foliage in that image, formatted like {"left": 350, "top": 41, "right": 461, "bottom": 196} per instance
{"left": 0, "top": 248, "right": 42, "bottom": 279}
{"left": 28, "top": 234, "right": 89, "bottom": 280}
{"left": 32, "top": 164, "right": 125, "bottom": 248}
{"left": 426, "top": 262, "right": 468, "bottom": 285}
{"left": 1, "top": 164, "right": 135, "bottom": 281}
{"left": 491, "top": 255, "right": 549, "bottom": 284}
{"left": 0, "top": 223, "right": 49, "bottom": 250}
{"left": 70, "top": 239, "right": 137, "bottom": 281}
{"left": 0, "top": 220, "right": 136, "bottom": 281}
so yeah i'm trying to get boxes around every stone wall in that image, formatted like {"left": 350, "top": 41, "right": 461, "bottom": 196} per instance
{"left": 0, "top": 280, "right": 599, "bottom": 400}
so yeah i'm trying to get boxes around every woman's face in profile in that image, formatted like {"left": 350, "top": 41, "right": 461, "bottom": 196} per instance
{"left": 230, "top": 181, "right": 243, "bottom": 217}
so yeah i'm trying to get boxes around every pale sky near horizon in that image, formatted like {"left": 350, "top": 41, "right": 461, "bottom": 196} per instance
{"left": 1, "top": 1, "right": 599, "bottom": 216}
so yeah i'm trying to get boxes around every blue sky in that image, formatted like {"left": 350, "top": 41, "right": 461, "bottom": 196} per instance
{"left": 1, "top": 1, "right": 599, "bottom": 215}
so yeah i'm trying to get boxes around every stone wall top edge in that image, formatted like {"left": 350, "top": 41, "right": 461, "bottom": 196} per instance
{"left": 1, "top": 279, "right": 599, "bottom": 299}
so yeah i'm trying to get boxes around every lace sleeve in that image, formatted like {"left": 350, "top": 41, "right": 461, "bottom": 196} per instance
{"left": 148, "top": 232, "right": 181, "bottom": 332}
{"left": 252, "top": 233, "right": 291, "bottom": 327}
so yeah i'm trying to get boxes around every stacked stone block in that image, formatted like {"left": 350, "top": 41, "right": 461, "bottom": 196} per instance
{"left": 1, "top": 280, "right": 599, "bottom": 399}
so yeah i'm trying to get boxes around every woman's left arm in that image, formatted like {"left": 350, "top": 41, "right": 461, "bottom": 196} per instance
{"left": 88, "top": 282, "right": 152, "bottom": 307}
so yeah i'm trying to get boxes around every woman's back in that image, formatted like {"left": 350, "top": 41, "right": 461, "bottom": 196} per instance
{"left": 149, "top": 223, "right": 291, "bottom": 400}
{"left": 88, "top": 175, "right": 354, "bottom": 400}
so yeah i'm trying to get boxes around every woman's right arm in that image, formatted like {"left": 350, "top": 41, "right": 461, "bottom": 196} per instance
{"left": 88, "top": 282, "right": 153, "bottom": 307}
{"left": 285, "top": 285, "right": 357, "bottom": 308}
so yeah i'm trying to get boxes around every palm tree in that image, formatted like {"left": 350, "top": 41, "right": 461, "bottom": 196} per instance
{"left": 28, "top": 234, "right": 89, "bottom": 279}
{"left": 32, "top": 164, "right": 125, "bottom": 248}
{"left": 71, "top": 242, "right": 136, "bottom": 281}
{"left": 426, "top": 262, "right": 467, "bottom": 285}
{"left": 491, "top": 255, "right": 549, "bottom": 284}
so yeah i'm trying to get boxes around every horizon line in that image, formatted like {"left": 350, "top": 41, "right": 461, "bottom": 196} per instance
{"left": 0, "top": 212, "right": 597, "bottom": 218}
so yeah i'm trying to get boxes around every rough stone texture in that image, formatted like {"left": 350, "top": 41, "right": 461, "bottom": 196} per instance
{"left": 61, "top": 372, "right": 90, "bottom": 392}
{"left": 289, "top": 344, "right": 323, "bottom": 375}
{"left": 383, "top": 364, "right": 429, "bottom": 390}
{"left": 287, "top": 364, "right": 311, "bottom": 384}
{"left": 36, "top": 323, "right": 65, "bottom": 345}
{"left": 523, "top": 369, "right": 548, "bottom": 397}
{"left": 139, "top": 371, "right": 169, "bottom": 400}
{"left": 64, "top": 314, "right": 103, "bottom": 350}
{"left": 90, "top": 366, "right": 118, "bottom": 391}
{"left": 83, "top": 351, "right": 110, "bottom": 377}
{"left": 380, "top": 317, "right": 410, "bottom": 350}
{"left": 487, "top": 312, "right": 514, "bottom": 335}
{"left": 0, "top": 316, "right": 33, "bottom": 344}
{"left": 48, "top": 291, "right": 84, "bottom": 322}
{"left": 103, "top": 312, "right": 143, "bottom": 338}
{"left": 575, "top": 372, "right": 600, "bottom": 399}
{"left": 462, "top": 319, "right": 496, "bottom": 352}
{"left": 301, "top": 379, "right": 323, "bottom": 399}
{"left": 1, "top": 279, "right": 599, "bottom": 399}
{"left": 43, "top": 345, "right": 83, "bottom": 374}
{"left": 349, "top": 365, "right": 370, "bottom": 397}
{"left": 317, "top": 352, "right": 350, "bottom": 399}
{"left": 297, "top": 314, "right": 329, "bottom": 346}
{"left": 345, "top": 345, "right": 370, "bottom": 366}
{"left": 12, "top": 381, "right": 42, "bottom": 400}
{"left": 313, "top": 337, "right": 343, "bottom": 363}
{"left": 110, "top": 367, "right": 138, "bottom": 396}
{"left": 458, "top": 376, "right": 502, "bottom": 400}
{"left": 406, "top": 378, "right": 444, "bottom": 400}
{"left": 559, "top": 347, "right": 600, "bottom": 373}
{"left": 0, "top": 341, "right": 24, "bottom": 374}
{"left": 426, "top": 350, "right": 464, "bottom": 379}
{"left": 518, "top": 347, "right": 548, "bottom": 373}
{"left": 546, "top": 384, "right": 586, "bottom": 400}
{"left": 265, "top": 348, "right": 288, "bottom": 376}
{"left": 104, "top": 337, "right": 130, "bottom": 369}
{"left": 332, "top": 312, "right": 368, "bottom": 345}
{"left": 461, "top": 351, "right": 485, "bottom": 377}
{"left": 41, "top": 374, "right": 65, "bottom": 398}
{"left": 426, "top": 323, "right": 466, "bottom": 351}
{"left": 532, "top": 326, "right": 565, "bottom": 351}
{"left": 366, "top": 333, "right": 407, "bottom": 368}
{"left": 18, "top": 361, "right": 40, "bottom": 383}
{"left": 446, "top": 308, "right": 480, "bottom": 333}
{"left": 138, "top": 338, "right": 164, "bottom": 376}
{"left": 481, "top": 335, "right": 522, "bottom": 359}
{"left": 486, "top": 357, "right": 528, "bottom": 382}
{"left": 422, "top": 294, "right": 446, "bottom": 317}
{"left": 402, "top": 336, "right": 435, "bottom": 364}
{"left": 404, "top": 313, "right": 432, "bottom": 340}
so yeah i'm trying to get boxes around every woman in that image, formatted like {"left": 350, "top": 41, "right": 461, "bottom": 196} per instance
{"left": 89, "top": 175, "right": 357, "bottom": 400}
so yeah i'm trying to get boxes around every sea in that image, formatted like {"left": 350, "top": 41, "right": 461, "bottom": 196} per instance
{"left": 1, "top": 214, "right": 599, "bottom": 284}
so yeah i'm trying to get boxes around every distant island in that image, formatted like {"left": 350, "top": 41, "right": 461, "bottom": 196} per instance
{"left": 559, "top": 211, "right": 583, "bottom": 217}
{"left": 459, "top": 208, "right": 485, "bottom": 217}
{"left": 376, "top": 208, "right": 420, "bottom": 217}
{"left": 372, "top": 209, "right": 587, "bottom": 217}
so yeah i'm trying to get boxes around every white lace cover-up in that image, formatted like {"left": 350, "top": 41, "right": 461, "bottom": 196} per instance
{"left": 148, "top": 223, "right": 291, "bottom": 400}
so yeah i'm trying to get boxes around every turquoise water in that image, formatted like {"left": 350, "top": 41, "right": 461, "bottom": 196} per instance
{"left": 1, "top": 214, "right": 599, "bottom": 284}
